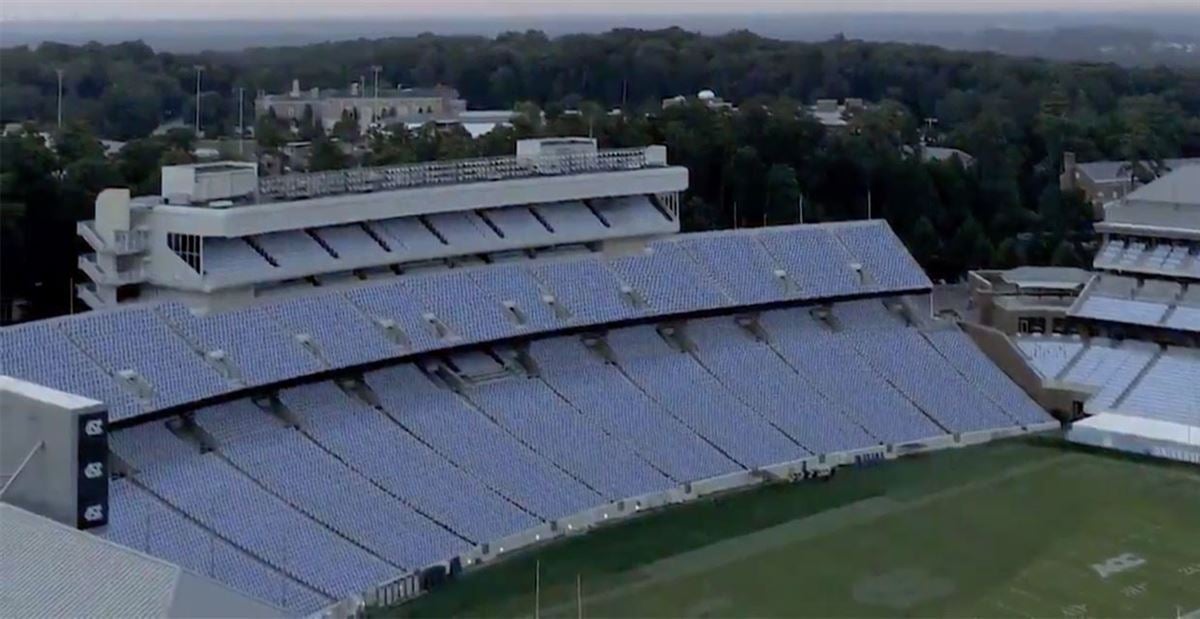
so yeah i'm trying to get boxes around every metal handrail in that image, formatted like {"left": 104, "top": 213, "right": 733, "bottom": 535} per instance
{"left": 257, "top": 148, "right": 652, "bottom": 202}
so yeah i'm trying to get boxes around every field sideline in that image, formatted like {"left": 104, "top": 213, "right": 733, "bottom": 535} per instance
{"left": 382, "top": 438, "right": 1200, "bottom": 618}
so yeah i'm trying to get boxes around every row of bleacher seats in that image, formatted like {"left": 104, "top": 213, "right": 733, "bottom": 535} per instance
{"left": 103, "top": 301, "right": 1052, "bottom": 614}
{"left": 1094, "top": 237, "right": 1200, "bottom": 280}
{"left": 1017, "top": 333, "right": 1198, "bottom": 424}
{"left": 1060, "top": 340, "right": 1159, "bottom": 412}
{"left": 1070, "top": 274, "right": 1200, "bottom": 333}
{"left": 1116, "top": 348, "right": 1200, "bottom": 425}
{"left": 190, "top": 198, "right": 677, "bottom": 284}
{"left": 1017, "top": 335, "right": 1086, "bottom": 379}
{"left": 1, "top": 222, "right": 931, "bottom": 422}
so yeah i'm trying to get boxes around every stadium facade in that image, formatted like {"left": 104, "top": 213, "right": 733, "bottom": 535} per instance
{"left": 971, "top": 165, "right": 1200, "bottom": 464}
{"left": 4, "top": 138, "right": 1064, "bottom": 617}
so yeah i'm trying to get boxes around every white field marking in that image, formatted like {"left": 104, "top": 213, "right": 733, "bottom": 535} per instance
{"left": 1120, "top": 582, "right": 1149, "bottom": 598}
{"left": 533, "top": 454, "right": 1072, "bottom": 619}
{"left": 1060, "top": 602, "right": 1088, "bottom": 617}
{"left": 1092, "top": 553, "right": 1148, "bottom": 579}
{"left": 1009, "top": 586, "right": 1046, "bottom": 604}
{"left": 992, "top": 599, "right": 1038, "bottom": 619}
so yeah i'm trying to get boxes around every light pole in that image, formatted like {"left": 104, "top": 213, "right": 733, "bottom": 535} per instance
{"left": 237, "top": 86, "right": 245, "bottom": 156}
{"left": 193, "top": 65, "right": 204, "bottom": 136}
{"left": 371, "top": 65, "right": 382, "bottom": 126}
{"left": 55, "top": 68, "right": 65, "bottom": 129}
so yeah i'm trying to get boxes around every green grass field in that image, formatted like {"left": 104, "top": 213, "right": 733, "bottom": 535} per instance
{"left": 384, "top": 438, "right": 1200, "bottom": 618}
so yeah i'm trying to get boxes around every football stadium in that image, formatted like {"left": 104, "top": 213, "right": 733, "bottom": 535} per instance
{"left": 1, "top": 139, "right": 1198, "bottom": 618}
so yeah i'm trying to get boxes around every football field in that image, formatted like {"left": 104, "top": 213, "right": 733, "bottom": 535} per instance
{"left": 384, "top": 438, "right": 1200, "bottom": 618}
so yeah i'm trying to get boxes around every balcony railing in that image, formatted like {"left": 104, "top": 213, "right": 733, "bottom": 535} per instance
{"left": 79, "top": 253, "right": 147, "bottom": 285}
{"left": 78, "top": 221, "right": 150, "bottom": 254}
{"left": 256, "top": 148, "right": 655, "bottom": 202}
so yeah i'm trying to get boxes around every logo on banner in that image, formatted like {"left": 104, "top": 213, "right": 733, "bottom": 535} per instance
{"left": 83, "top": 505, "right": 105, "bottom": 522}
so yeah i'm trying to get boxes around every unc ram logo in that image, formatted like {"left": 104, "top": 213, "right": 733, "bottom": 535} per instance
{"left": 84, "top": 419, "right": 104, "bottom": 436}
{"left": 84, "top": 462, "right": 104, "bottom": 479}
{"left": 83, "top": 504, "right": 105, "bottom": 522}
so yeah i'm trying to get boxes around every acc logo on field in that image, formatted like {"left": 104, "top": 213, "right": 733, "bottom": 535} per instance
{"left": 84, "top": 420, "right": 104, "bottom": 436}
{"left": 84, "top": 462, "right": 104, "bottom": 479}
{"left": 1091, "top": 553, "right": 1146, "bottom": 579}
{"left": 83, "top": 505, "right": 105, "bottom": 522}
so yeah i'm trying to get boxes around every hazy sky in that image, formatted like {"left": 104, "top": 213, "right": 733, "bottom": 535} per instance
{"left": 4, "top": 0, "right": 1199, "bottom": 21}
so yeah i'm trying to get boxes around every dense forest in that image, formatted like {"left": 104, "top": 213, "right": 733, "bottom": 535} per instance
{"left": 3, "top": 29, "right": 1200, "bottom": 322}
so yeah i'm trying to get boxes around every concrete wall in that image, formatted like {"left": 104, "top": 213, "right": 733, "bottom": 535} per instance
{"left": 0, "top": 376, "right": 107, "bottom": 528}
{"left": 959, "top": 322, "right": 1089, "bottom": 418}
{"left": 1067, "top": 424, "right": 1200, "bottom": 465}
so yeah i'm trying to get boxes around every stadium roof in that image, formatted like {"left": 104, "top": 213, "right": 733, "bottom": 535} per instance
{"left": 0, "top": 503, "right": 281, "bottom": 618}
{"left": 1124, "top": 164, "right": 1200, "bottom": 208}
{"left": 1076, "top": 158, "right": 1200, "bottom": 183}
{"left": 999, "top": 266, "right": 1092, "bottom": 291}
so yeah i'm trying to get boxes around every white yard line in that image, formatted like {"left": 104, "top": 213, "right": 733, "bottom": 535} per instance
{"left": 535, "top": 455, "right": 1071, "bottom": 617}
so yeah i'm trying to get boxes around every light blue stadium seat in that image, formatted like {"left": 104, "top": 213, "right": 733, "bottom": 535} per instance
{"left": 531, "top": 337, "right": 739, "bottom": 482}
{"left": 608, "top": 244, "right": 730, "bottom": 314}
{"left": 0, "top": 322, "right": 144, "bottom": 421}
{"left": 467, "top": 378, "right": 674, "bottom": 499}
{"left": 60, "top": 309, "right": 230, "bottom": 410}
{"left": 530, "top": 259, "right": 639, "bottom": 324}
{"left": 365, "top": 365, "right": 600, "bottom": 520}
{"left": 833, "top": 222, "right": 931, "bottom": 290}
{"left": 759, "top": 227, "right": 863, "bottom": 298}
{"left": 192, "top": 400, "right": 468, "bottom": 570}
{"left": 280, "top": 382, "right": 538, "bottom": 544}
{"left": 760, "top": 308, "right": 945, "bottom": 443}
{"left": 677, "top": 234, "right": 787, "bottom": 305}
{"left": 264, "top": 295, "right": 402, "bottom": 367}
{"left": 109, "top": 422, "right": 398, "bottom": 599}
{"left": 606, "top": 325, "right": 804, "bottom": 468}
{"left": 158, "top": 303, "right": 324, "bottom": 386}
{"left": 688, "top": 317, "right": 878, "bottom": 453}
{"left": 102, "top": 479, "right": 330, "bottom": 615}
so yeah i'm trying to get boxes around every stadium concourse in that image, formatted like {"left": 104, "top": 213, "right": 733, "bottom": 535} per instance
{"left": 1, "top": 141, "right": 1059, "bottom": 617}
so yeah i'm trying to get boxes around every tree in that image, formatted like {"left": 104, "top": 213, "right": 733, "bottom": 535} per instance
{"left": 764, "top": 164, "right": 800, "bottom": 226}
{"left": 330, "top": 110, "right": 360, "bottom": 142}
{"left": 254, "top": 115, "right": 288, "bottom": 149}
{"left": 947, "top": 217, "right": 995, "bottom": 276}
{"left": 309, "top": 137, "right": 348, "bottom": 171}
{"left": 1050, "top": 239, "right": 1084, "bottom": 267}
{"left": 908, "top": 216, "right": 940, "bottom": 267}
{"left": 727, "top": 146, "right": 766, "bottom": 227}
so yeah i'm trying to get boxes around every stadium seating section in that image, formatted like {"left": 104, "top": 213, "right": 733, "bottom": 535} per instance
{"left": 1093, "top": 237, "right": 1200, "bottom": 280}
{"left": 2, "top": 221, "right": 1068, "bottom": 616}
{"left": 191, "top": 199, "right": 679, "bottom": 285}
{"left": 1015, "top": 332, "right": 1199, "bottom": 420}
{"left": 94, "top": 298, "right": 1053, "bottom": 614}
{"left": 1069, "top": 273, "right": 1200, "bottom": 333}
{"left": 1, "top": 222, "right": 933, "bottom": 422}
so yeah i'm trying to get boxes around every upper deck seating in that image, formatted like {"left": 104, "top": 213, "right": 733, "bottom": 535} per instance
{"left": 60, "top": 309, "right": 229, "bottom": 410}
{"left": 0, "top": 322, "right": 144, "bottom": 420}
{"left": 158, "top": 304, "right": 324, "bottom": 386}
{"left": 678, "top": 234, "right": 787, "bottom": 305}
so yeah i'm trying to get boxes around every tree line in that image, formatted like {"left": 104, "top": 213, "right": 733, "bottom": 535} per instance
{"left": 3, "top": 29, "right": 1200, "bottom": 323}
